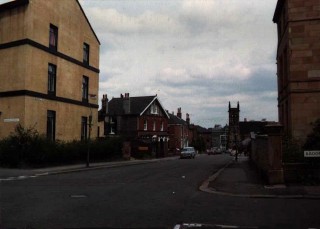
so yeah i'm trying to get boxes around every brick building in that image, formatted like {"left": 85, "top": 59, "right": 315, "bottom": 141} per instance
{"left": 168, "top": 108, "right": 190, "bottom": 154}
{"left": 0, "top": 0, "right": 100, "bottom": 141}
{"left": 99, "top": 94, "right": 169, "bottom": 157}
{"left": 273, "top": 0, "right": 320, "bottom": 142}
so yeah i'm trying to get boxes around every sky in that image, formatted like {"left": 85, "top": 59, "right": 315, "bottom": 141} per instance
{"left": 1, "top": 0, "right": 279, "bottom": 128}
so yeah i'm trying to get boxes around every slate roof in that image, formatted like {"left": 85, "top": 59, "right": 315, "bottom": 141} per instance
{"left": 168, "top": 113, "right": 188, "bottom": 125}
{"left": 106, "top": 95, "right": 169, "bottom": 118}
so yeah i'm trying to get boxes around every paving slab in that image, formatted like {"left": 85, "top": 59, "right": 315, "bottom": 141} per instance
{"left": 203, "top": 156, "right": 320, "bottom": 198}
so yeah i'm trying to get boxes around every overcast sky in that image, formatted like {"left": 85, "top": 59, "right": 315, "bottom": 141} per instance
{"left": 1, "top": 0, "right": 279, "bottom": 128}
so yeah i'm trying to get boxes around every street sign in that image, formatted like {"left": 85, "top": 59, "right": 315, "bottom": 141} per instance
{"left": 304, "top": 151, "right": 320, "bottom": 157}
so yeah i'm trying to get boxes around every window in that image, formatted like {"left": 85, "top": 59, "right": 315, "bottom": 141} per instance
{"left": 81, "top": 116, "right": 88, "bottom": 140}
{"left": 82, "top": 76, "right": 89, "bottom": 102}
{"left": 110, "top": 126, "right": 115, "bottom": 134}
{"left": 153, "top": 121, "right": 156, "bottom": 131}
{"left": 48, "top": 64, "right": 56, "bottom": 95}
{"left": 49, "top": 24, "right": 58, "bottom": 51}
{"left": 47, "top": 110, "right": 56, "bottom": 141}
{"left": 151, "top": 103, "right": 158, "bottom": 114}
{"left": 161, "top": 121, "right": 164, "bottom": 131}
{"left": 83, "top": 43, "right": 90, "bottom": 65}
{"left": 144, "top": 120, "right": 148, "bottom": 131}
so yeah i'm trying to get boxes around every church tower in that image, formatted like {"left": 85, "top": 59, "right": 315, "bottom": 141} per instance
{"left": 227, "top": 102, "right": 240, "bottom": 149}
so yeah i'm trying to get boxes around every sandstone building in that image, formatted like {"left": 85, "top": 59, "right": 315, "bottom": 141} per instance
{"left": 273, "top": 0, "right": 320, "bottom": 142}
{"left": 0, "top": 0, "right": 100, "bottom": 141}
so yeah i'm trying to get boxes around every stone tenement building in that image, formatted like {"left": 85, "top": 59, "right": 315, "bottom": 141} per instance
{"left": 0, "top": 0, "right": 100, "bottom": 141}
{"left": 273, "top": 0, "right": 320, "bottom": 142}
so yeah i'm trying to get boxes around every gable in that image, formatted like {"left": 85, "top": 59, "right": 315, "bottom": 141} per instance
{"left": 107, "top": 95, "right": 169, "bottom": 119}
{"left": 75, "top": 0, "right": 100, "bottom": 45}
{"left": 140, "top": 97, "right": 169, "bottom": 119}
{"left": 22, "top": 0, "right": 101, "bottom": 68}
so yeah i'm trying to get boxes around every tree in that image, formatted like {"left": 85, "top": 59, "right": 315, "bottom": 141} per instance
{"left": 304, "top": 119, "right": 320, "bottom": 150}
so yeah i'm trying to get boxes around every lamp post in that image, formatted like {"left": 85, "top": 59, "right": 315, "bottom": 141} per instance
{"left": 86, "top": 94, "right": 96, "bottom": 168}
{"left": 234, "top": 126, "right": 238, "bottom": 162}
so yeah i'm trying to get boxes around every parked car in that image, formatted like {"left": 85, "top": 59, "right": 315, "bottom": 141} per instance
{"left": 207, "top": 147, "right": 216, "bottom": 155}
{"left": 180, "top": 147, "right": 196, "bottom": 159}
{"left": 207, "top": 147, "right": 223, "bottom": 155}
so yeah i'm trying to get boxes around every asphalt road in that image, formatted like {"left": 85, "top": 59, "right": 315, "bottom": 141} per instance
{"left": 1, "top": 154, "right": 320, "bottom": 229}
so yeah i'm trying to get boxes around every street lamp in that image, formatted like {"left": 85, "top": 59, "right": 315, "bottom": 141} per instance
{"left": 86, "top": 94, "right": 97, "bottom": 168}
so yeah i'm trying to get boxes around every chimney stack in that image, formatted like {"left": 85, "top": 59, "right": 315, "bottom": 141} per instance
{"left": 101, "top": 94, "right": 109, "bottom": 114}
{"left": 123, "top": 92, "right": 130, "bottom": 114}
{"left": 186, "top": 113, "right": 190, "bottom": 125}
{"left": 177, "top": 107, "right": 182, "bottom": 119}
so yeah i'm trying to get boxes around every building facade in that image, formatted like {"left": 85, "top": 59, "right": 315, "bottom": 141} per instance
{"left": 0, "top": 0, "right": 100, "bottom": 141}
{"left": 211, "top": 124, "right": 228, "bottom": 150}
{"left": 273, "top": 0, "right": 320, "bottom": 142}
{"left": 168, "top": 108, "right": 190, "bottom": 154}
{"left": 99, "top": 94, "right": 170, "bottom": 158}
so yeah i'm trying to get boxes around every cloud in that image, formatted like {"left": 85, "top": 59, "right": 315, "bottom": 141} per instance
{"left": 80, "top": 0, "right": 279, "bottom": 127}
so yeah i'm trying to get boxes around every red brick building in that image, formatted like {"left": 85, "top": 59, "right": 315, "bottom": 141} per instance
{"left": 99, "top": 93, "right": 169, "bottom": 157}
{"left": 273, "top": 0, "right": 320, "bottom": 142}
{"left": 168, "top": 108, "right": 190, "bottom": 155}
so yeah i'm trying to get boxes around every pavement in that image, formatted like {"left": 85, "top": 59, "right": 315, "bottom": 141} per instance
{"left": 200, "top": 155, "right": 320, "bottom": 199}
{"left": 0, "top": 156, "right": 180, "bottom": 181}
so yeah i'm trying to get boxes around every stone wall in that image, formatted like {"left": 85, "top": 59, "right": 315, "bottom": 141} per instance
{"left": 250, "top": 124, "right": 284, "bottom": 184}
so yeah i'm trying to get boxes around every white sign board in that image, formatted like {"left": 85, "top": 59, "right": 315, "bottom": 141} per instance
{"left": 4, "top": 118, "right": 20, "bottom": 123}
{"left": 304, "top": 151, "right": 320, "bottom": 157}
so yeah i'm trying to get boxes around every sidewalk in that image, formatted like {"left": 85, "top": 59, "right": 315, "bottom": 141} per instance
{"left": 0, "top": 156, "right": 179, "bottom": 181}
{"left": 201, "top": 156, "right": 320, "bottom": 199}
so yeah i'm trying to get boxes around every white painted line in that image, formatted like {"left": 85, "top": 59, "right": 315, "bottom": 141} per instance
{"left": 17, "top": 176, "right": 27, "bottom": 179}
{"left": 216, "top": 225, "right": 239, "bottom": 228}
{"left": 35, "top": 172, "right": 49, "bottom": 176}
{"left": 70, "top": 194, "right": 87, "bottom": 198}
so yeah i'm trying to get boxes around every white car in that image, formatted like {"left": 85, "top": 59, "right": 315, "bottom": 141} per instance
{"left": 180, "top": 147, "right": 196, "bottom": 159}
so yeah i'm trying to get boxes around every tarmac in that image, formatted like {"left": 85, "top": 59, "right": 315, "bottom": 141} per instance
{"left": 200, "top": 155, "right": 320, "bottom": 199}
{"left": 0, "top": 156, "right": 179, "bottom": 181}
{"left": 1, "top": 155, "right": 320, "bottom": 199}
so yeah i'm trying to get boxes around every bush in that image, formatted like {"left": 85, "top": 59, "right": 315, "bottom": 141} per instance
{"left": 0, "top": 124, "right": 123, "bottom": 168}
{"left": 282, "top": 135, "right": 304, "bottom": 163}
{"left": 304, "top": 119, "right": 320, "bottom": 150}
